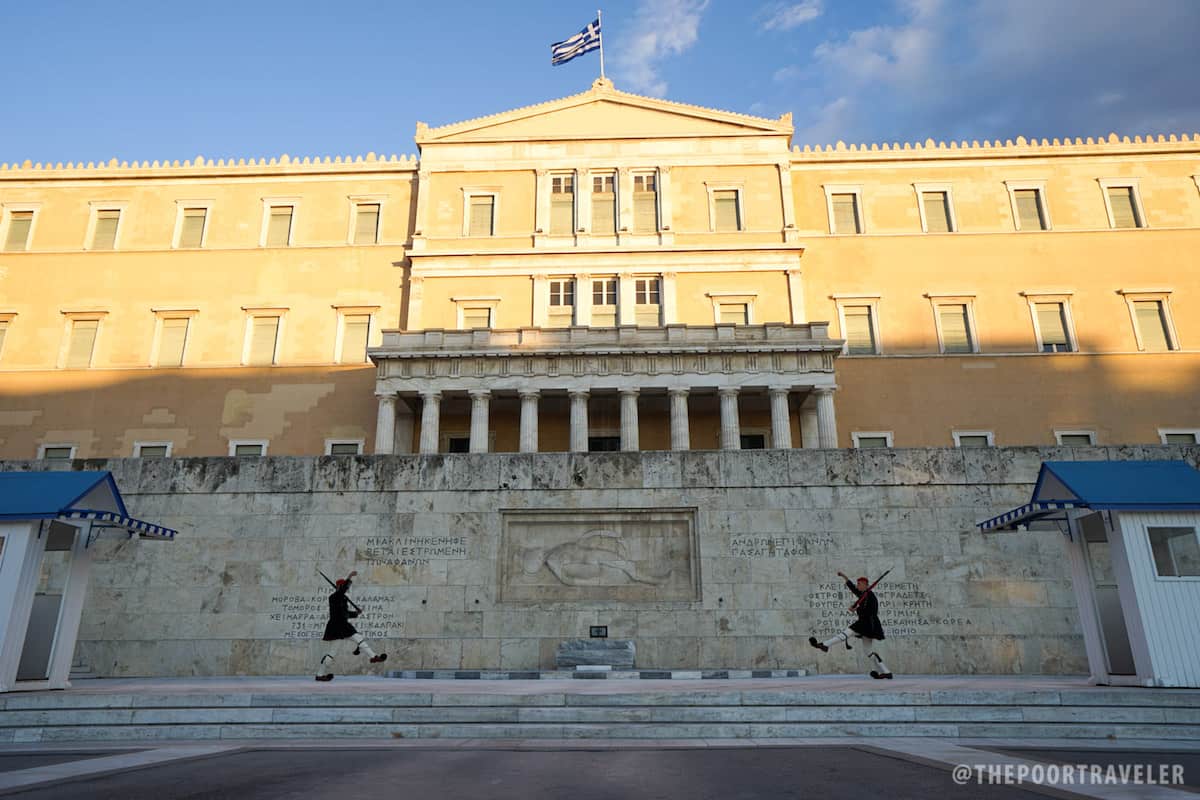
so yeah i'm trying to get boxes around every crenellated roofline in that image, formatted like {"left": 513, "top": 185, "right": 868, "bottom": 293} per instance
{"left": 0, "top": 152, "right": 418, "bottom": 180}
{"left": 791, "top": 132, "right": 1200, "bottom": 163}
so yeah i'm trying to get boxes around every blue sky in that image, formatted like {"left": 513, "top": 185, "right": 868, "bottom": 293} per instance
{"left": 4, "top": 0, "right": 1198, "bottom": 163}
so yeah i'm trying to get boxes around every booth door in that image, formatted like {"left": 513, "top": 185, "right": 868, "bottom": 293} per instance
{"left": 15, "top": 523, "right": 76, "bottom": 681}
{"left": 1078, "top": 512, "right": 1136, "bottom": 675}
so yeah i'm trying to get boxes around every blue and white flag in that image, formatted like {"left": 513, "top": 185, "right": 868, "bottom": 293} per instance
{"left": 551, "top": 18, "right": 601, "bottom": 66}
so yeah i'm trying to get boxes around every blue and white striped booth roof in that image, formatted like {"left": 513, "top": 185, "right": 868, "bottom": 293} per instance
{"left": 0, "top": 471, "right": 176, "bottom": 540}
{"left": 978, "top": 460, "right": 1200, "bottom": 532}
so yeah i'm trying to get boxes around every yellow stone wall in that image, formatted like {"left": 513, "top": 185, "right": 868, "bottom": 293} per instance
{"left": 2, "top": 90, "right": 1199, "bottom": 457}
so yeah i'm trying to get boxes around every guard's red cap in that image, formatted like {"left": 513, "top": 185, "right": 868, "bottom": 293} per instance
{"left": 857, "top": 576, "right": 869, "bottom": 583}
{"left": 336, "top": 579, "right": 347, "bottom": 587}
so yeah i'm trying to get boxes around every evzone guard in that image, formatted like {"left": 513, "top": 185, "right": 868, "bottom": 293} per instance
{"left": 315, "top": 570, "right": 387, "bottom": 682}
{"left": 809, "top": 569, "right": 894, "bottom": 679}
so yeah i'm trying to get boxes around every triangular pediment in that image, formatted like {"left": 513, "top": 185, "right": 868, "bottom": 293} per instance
{"left": 416, "top": 79, "right": 792, "bottom": 145}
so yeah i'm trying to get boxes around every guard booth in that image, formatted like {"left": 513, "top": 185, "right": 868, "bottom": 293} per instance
{"left": 0, "top": 471, "right": 177, "bottom": 692}
{"left": 980, "top": 460, "right": 1200, "bottom": 688}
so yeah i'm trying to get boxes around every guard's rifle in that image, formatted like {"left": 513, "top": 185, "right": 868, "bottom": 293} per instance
{"left": 318, "top": 569, "right": 364, "bottom": 615}
{"left": 849, "top": 568, "right": 892, "bottom": 612}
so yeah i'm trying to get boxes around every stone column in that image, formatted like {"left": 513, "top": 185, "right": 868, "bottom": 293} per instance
{"left": 618, "top": 273, "right": 637, "bottom": 325}
{"left": 373, "top": 393, "right": 397, "bottom": 455}
{"left": 815, "top": 387, "right": 839, "bottom": 448}
{"left": 768, "top": 386, "right": 793, "bottom": 449}
{"left": 575, "top": 273, "right": 593, "bottom": 326}
{"left": 668, "top": 388, "right": 690, "bottom": 451}
{"left": 800, "top": 399, "right": 819, "bottom": 450}
{"left": 619, "top": 388, "right": 640, "bottom": 451}
{"left": 468, "top": 390, "right": 490, "bottom": 454}
{"left": 418, "top": 390, "right": 442, "bottom": 454}
{"left": 519, "top": 389, "right": 540, "bottom": 453}
{"left": 569, "top": 390, "right": 590, "bottom": 452}
{"left": 718, "top": 387, "right": 741, "bottom": 450}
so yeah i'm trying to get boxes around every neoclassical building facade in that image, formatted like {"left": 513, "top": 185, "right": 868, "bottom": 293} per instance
{"left": 2, "top": 78, "right": 1199, "bottom": 458}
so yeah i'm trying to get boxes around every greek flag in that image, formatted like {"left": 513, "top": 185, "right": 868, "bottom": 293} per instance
{"left": 551, "top": 18, "right": 601, "bottom": 65}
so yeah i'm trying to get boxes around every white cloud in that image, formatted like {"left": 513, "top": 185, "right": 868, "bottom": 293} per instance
{"left": 773, "top": 65, "right": 803, "bottom": 83}
{"left": 758, "top": 1, "right": 822, "bottom": 31}
{"left": 614, "top": 0, "right": 709, "bottom": 97}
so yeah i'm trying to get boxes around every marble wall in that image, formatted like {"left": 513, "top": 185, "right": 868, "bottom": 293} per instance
{"left": 6, "top": 445, "right": 1196, "bottom": 677}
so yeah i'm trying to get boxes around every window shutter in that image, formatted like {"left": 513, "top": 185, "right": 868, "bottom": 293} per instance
{"left": 922, "top": 192, "right": 951, "bottom": 232}
{"left": 1134, "top": 300, "right": 1171, "bottom": 351}
{"left": 5, "top": 211, "right": 33, "bottom": 251}
{"left": 1014, "top": 190, "right": 1045, "bottom": 230}
{"left": 66, "top": 320, "right": 99, "bottom": 368}
{"left": 843, "top": 305, "right": 875, "bottom": 354}
{"left": 831, "top": 194, "right": 860, "bottom": 233}
{"left": 939, "top": 304, "right": 972, "bottom": 352}
{"left": 157, "top": 317, "right": 190, "bottom": 366}
{"left": 234, "top": 444, "right": 264, "bottom": 457}
{"left": 633, "top": 193, "right": 657, "bottom": 233}
{"left": 341, "top": 314, "right": 370, "bottom": 362}
{"left": 591, "top": 190, "right": 615, "bottom": 234}
{"left": 1107, "top": 187, "right": 1139, "bottom": 228}
{"left": 138, "top": 445, "right": 169, "bottom": 457}
{"left": 719, "top": 303, "right": 748, "bottom": 324}
{"left": 1060, "top": 434, "right": 1093, "bottom": 446}
{"left": 180, "top": 208, "right": 207, "bottom": 247}
{"left": 266, "top": 206, "right": 293, "bottom": 246}
{"left": 92, "top": 209, "right": 120, "bottom": 249}
{"left": 551, "top": 197, "right": 573, "bottom": 234}
{"left": 1035, "top": 303, "right": 1070, "bottom": 351}
{"left": 714, "top": 190, "right": 740, "bottom": 231}
{"left": 957, "top": 435, "right": 991, "bottom": 448}
{"left": 329, "top": 442, "right": 361, "bottom": 455}
{"left": 856, "top": 436, "right": 888, "bottom": 449}
{"left": 636, "top": 309, "right": 661, "bottom": 326}
{"left": 0, "top": 320, "right": 7, "bottom": 358}
{"left": 42, "top": 447, "right": 74, "bottom": 460}
{"left": 469, "top": 196, "right": 494, "bottom": 236}
{"left": 248, "top": 316, "right": 280, "bottom": 365}
{"left": 1164, "top": 433, "right": 1198, "bottom": 444}
{"left": 354, "top": 204, "right": 380, "bottom": 244}
{"left": 462, "top": 308, "right": 491, "bottom": 329}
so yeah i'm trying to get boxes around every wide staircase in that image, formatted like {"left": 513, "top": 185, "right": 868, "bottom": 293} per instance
{"left": 3, "top": 676, "right": 1199, "bottom": 743}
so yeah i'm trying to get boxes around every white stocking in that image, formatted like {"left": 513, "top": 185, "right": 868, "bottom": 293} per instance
{"left": 821, "top": 627, "right": 855, "bottom": 649}
{"left": 352, "top": 633, "right": 376, "bottom": 659}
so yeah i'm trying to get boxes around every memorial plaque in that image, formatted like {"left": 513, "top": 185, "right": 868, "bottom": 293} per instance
{"left": 498, "top": 508, "right": 699, "bottom": 603}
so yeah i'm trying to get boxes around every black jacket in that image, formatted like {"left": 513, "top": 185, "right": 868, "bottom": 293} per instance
{"left": 322, "top": 579, "right": 359, "bottom": 641}
{"left": 846, "top": 579, "right": 885, "bottom": 640}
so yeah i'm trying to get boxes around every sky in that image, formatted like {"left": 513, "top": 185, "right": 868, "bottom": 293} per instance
{"left": 4, "top": 0, "right": 1199, "bottom": 164}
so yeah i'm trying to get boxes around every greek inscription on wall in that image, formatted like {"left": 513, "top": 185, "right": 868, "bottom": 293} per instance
{"left": 361, "top": 535, "right": 468, "bottom": 568}
{"left": 268, "top": 592, "right": 403, "bottom": 640}
{"left": 728, "top": 534, "right": 835, "bottom": 557}
{"left": 805, "top": 581, "right": 973, "bottom": 637}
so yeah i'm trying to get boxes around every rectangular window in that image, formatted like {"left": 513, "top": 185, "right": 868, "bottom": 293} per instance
{"left": 1057, "top": 432, "right": 1096, "bottom": 446}
{"left": 740, "top": 433, "right": 766, "bottom": 450}
{"left": 713, "top": 189, "right": 741, "bottom": 232}
{"left": 135, "top": 444, "right": 170, "bottom": 458}
{"left": 354, "top": 203, "right": 380, "bottom": 244}
{"left": 1162, "top": 432, "right": 1199, "bottom": 444}
{"left": 853, "top": 434, "right": 891, "bottom": 449}
{"left": 954, "top": 433, "right": 993, "bottom": 448}
{"left": 549, "top": 279, "right": 575, "bottom": 307}
{"left": 327, "top": 441, "right": 362, "bottom": 456}
{"left": 635, "top": 278, "right": 660, "bottom": 305}
{"left": 591, "top": 173, "right": 616, "bottom": 234}
{"left": 1133, "top": 300, "right": 1174, "bottom": 351}
{"left": 179, "top": 207, "right": 208, "bottom": 247}
{"left": 592, "top": 278, "right": 617, "bottom": 306}
{"left": 635, "top": 277, "right": 661, "bottom": 326}
{"left": 1148, "top": 526, "right": 1200, "bottom": 577}
{"left": 65, "top": 319, "right": 99, "bottom": 368}
{"left": 550, "top": 174, "right": 574, "bottom": 235}
{"left": 266, "top": 205, "right": 294, "bottom": 247}
{"left": 340, "top": 314, "right": 370, "bottom": 363}
{"left": 842, "top": 305, "right": 876, "bottom": 355}
{"left": 247, "top": 316, "right": 280, "bottom": 365}
{"left": 91, "top": 209, "right": 121, "bottom": 250}
{"left": 1035, "top": 302, "right": 1072, "bottom": 352}
{"left": 938, "top": 304, "right": 973, "bottom": 353}
{"left": 41, "top": 445, "right": 76, "bottom": 460}
{"left": 1106, "top": 186, "right": 1142, "bottom": 229}
{"left": 232, "top": 443, "right": 266, "bottom": 457}
{"left": 4, "top": 211, "right": 33, "bottom": 251}
{"left": 461, "top": 308, "right": 491, "bottom": 329}
{"left": 156, "top": 317, "right": 190, "bottom": 367}
{"left": 831, "top": 193, "right": 861, "bottom": 234}
{"left": 446, "top": 436, "right": 470, "bottom": 453}
{"left": 922, "top": 191, "right": 952, "bottom": 233}
{"left": 633, "top": 173, "right": 658, "bottom": 233}
{"left": 718, "top": 302, "right": 749, "bottom": 325}
{"left": 468, "top": 195, "right": 495, "bottom": 237}
{"left": 1013, "top": 188, "right": 1047, "bottom": 230}
{"left": 587, "top": 435, "right": 621, "bottom": 452}
{"left": 0, "top": 319, "right": 8, "bottom": 360}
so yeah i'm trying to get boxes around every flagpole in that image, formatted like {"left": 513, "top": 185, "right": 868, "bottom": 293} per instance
{"left": 597, "top": 8, "right": 605, "bottom": 79}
